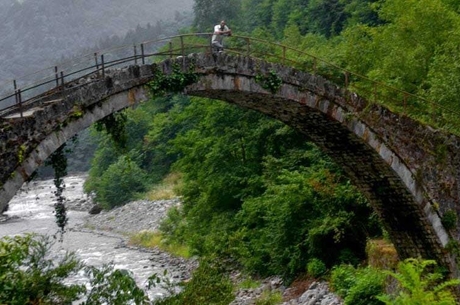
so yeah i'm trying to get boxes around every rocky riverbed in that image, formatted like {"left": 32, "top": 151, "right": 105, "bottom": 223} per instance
{"left": 1, "top": 174, "right": 343, "bottom": 304}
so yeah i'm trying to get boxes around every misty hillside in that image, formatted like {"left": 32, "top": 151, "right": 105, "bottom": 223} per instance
{"left": 0, "top": 0, "right": 194, "bottom": 84}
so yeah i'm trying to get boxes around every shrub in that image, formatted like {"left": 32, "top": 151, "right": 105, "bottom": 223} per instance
{"left": 344, "top": 267, "right": 385, "bottom": 305}
{"left": 441, "top": 210, "right": 458, "bottom": 231}
{"left": 98, "top": 155, "right": 148, "bottom": 209}
{"left": 307, "top": 258, "right": 327, "bottom": 278}
{"left": 330, "top": 265, "right": 385, "bottom": 305}
{"left": 329, "top": 264, "right": 357, "bottom": 298}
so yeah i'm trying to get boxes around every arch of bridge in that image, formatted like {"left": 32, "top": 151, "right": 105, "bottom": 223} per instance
{"left": 0, "top": 53, "right": 459, "bottom": 275}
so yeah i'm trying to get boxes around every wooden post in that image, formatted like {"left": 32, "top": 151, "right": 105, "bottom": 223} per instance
{"left": 13, "top": 80, "right": 18, "bottom": 106}
{"left": 134, "top": 45, "right": 138, "bottom": 65}
{"left": 141, "top": 43, "right": 145, "bottom": 65}
{"left": 94, "top": 52, "right": 99, "bottom": 76}
{"left": 60, "top": 71, "right": 65, "bottom": 91}
{"left": 101, "top": 54, "right": 105, "bottom": 78}
{"left": 18, "top": 89, "right": 22, "bottom": 118}
{"left": 55, "top": 66, "right": 59, "bottom": 87}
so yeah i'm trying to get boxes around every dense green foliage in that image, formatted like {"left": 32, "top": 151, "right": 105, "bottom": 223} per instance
{"left": 83, "top": 96, "right": 185, "bottom": 207}
{"left": 83, "top": 96, "right": 379, "bottom": 281}
{"left": 330, "top": 265, "right": 386, "bottom": 305}
{"left": 195, "top": 0, "right": 460, "bottom": 131}
{"left": 83, "top": 0, "right": 460, "bottom": 301}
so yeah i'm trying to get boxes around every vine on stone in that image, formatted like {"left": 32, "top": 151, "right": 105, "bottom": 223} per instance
{"left": 95, "top": 112, "right": 128, "bottom": 153}
{"left": 46, "top": 144, "right": 69, "bottom": 241}
{"left": 255, "top": 70, "right": 282, "bottom": 94}
{"left": 148, "top": 61, "right": 198, "bottom": 97}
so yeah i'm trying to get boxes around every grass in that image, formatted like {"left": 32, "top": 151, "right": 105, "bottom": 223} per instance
{"left": 128, "top": 230, "right": 191, "bottom": 259}
{"left": 255, "top": 290, "right": 283, "bottom": 305}
{"left": 145, "top": 172, "right": 183, "bottom": 201}
{"left": 238, "top": 277, "right": 261, "bottom": 289}
{"left": 366, "top": 238, "right": 399, "bottom": 270}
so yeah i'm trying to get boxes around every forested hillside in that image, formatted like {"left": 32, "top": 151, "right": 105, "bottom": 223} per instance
{"left": 0, "top": 0, "right": 193, "bottom": 83}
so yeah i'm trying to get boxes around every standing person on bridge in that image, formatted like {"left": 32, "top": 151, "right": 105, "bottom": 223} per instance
{"left": 211, "top": 20, "right": 232, "bottom": 54}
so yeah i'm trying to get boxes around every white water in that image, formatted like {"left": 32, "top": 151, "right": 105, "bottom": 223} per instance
{"left": 0, "top": 174, "right": 183, "bottom": 300}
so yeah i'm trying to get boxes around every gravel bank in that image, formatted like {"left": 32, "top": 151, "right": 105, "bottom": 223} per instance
{"left": 81, "top": 199, "right": 180, "bottom": 235}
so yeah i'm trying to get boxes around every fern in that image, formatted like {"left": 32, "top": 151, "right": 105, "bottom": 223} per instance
{"left": 377, "top": 258, "right": 460, "bottom": 305}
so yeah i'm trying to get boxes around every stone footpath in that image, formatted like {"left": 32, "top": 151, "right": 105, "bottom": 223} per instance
{"left": 81, "top": 198, "right": 342, "bottom": 305}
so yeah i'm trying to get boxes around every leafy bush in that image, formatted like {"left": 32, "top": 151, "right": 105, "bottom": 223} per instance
{"left": 330, "top": 265, "right": 385, "bottom": 305}
{"left": 441, "top": 210, "right": 458, "bottom": 231}
{"left": 156, "top": 99, "right": 381, "bottom": 281}
{"left": 330, "top": 264, "right": 359, "bottom": 298}
{"left": 98, "top": 155, "right": 148, "bottom": 209}
{"left": 344, "top": 268, "right": 385, "bottom": 305}
{"left": 307, "top": 258, "right": 327, "bottom": 278}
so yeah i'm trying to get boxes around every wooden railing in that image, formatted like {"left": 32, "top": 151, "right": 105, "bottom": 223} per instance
{"left": 1, "top": 33, "right": 459, "bottom": 134}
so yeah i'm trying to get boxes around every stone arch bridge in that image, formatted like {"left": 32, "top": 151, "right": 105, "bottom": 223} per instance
{"left": 1, "top": 53, "right": 460, "bottom": 276}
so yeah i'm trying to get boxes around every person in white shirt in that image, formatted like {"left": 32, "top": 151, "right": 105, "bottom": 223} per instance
{"left": 211, "top": 20, "right": 232, "bottom": 53}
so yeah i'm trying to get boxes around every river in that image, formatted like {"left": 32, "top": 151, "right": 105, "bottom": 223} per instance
{"left": 0, "top": 174, "right": 191, "bottom": 301}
